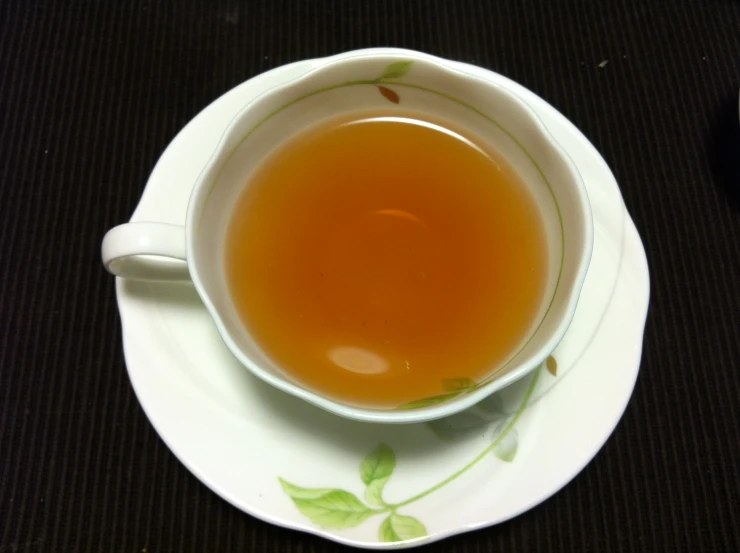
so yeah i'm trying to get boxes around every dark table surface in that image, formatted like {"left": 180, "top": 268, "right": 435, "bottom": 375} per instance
{"left": 2, "top": 1, "right": 740, "bottom": 551}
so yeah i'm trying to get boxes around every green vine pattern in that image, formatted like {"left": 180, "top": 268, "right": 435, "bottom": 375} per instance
{"left": 279, "top": 363, "right": 545, "bottom": 544}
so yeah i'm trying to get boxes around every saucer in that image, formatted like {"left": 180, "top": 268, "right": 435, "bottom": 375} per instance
{"left": 114, "top": 48, "right": 649, "bottom": 549}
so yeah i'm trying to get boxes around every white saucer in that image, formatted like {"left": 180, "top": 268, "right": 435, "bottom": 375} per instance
{"left": 115, "top": 49, "right": 649, "bottom": 549}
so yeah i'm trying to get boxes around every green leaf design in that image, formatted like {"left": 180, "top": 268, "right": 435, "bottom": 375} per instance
{"left": 360, "top": 443, "right": 396, "bottom": 485}
{"left": 278, "top": 478, "right": 374, "bottom": 529}
{"left": 380, "top": 61, "right": 413, "bottom": 80}
{"left": 379, "top": 513, "right": 428, "bottom": 543}
{"left": 360, "top": 443, "right": 396, "bottom": 506}
{"left": 442, "top": 377, "right": 476, "bottom": 392}
{"left": 278, "top": 369, "right": 541, "bottom": 537}
{"left": 365, "top": 477, "right": 390, "bottom": 507}
{"left": 279, "top": 479, "right": 334, "bottom": 499}
{"left": 396, "top": 391, "right": 462, "bottom": 410}
{"left": 492, "top": 421, "right": 519, "bottom": 462}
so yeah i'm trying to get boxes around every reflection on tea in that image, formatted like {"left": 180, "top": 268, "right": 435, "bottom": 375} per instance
{"left": 225, "top": 112, "right": 548, "bottom": 407}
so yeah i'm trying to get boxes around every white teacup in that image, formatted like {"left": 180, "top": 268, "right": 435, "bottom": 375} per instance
{"left": 101, "top": 49, "right": 593, "bottom": 423}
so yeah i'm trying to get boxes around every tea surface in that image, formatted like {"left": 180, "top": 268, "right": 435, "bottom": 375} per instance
{"left": 226, "top": 112, "right": 548, "bottom": 408}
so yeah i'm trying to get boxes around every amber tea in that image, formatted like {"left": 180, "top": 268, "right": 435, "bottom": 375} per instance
{"left": 225, "top": 112, "right": 548, "bottom": 408}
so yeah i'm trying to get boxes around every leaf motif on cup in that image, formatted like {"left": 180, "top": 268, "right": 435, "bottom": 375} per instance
{"left": 377, "top": 85, "right": 400, "bottom": 104}
{"left": 396, "top": 391, "right": 462, "bottom": 410}
{"left": 380, "top": 60, "right": 413, "bottom": 80}
{"left": 442, "top": 377, "right": 477, "bottom": 392}
{"left": 546, "top": 354, "right": 558, "bottom": 376}
{"left": 397, "top": 377, "right": 477, "bottom": 410}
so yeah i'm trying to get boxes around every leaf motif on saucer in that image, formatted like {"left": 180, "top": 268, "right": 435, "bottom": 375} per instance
{"left": 360, "top": 443, "right": 396, "bottom": 507}
{"left": 278, "top": 479, "right": 375, "bottom": 529}
{"left": 379, "top": 513, "right": 427, "bottom": 543}
{"left": 427, "top": 391, "right": 506, "bottom": 441}
{"left": 492, "top": 421, "right": 519, "bottom": 462}
{"left": 278, "top": 363, "right": 545, "bottom": 542}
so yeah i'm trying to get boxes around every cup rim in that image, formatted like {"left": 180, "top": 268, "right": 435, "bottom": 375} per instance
{"left": 183, "top": 48, "right": 594, "bottom": 424}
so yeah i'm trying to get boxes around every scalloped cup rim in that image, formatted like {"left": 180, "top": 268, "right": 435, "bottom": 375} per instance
{"left": 184, "top": 48, "right": 594, "bottom": 424}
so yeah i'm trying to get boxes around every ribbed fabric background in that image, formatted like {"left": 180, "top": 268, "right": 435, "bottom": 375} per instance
{"left": 1, "top": 1, "right": 739, "bottom": 551}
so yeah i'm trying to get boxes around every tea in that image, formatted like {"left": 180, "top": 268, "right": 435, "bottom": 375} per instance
{"left": 225, "top": 112, "right": 548, "bottom": 408}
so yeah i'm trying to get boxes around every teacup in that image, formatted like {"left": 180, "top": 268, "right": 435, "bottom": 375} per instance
{"left": 101, "top": 49, "right": 593, "bottom": 423}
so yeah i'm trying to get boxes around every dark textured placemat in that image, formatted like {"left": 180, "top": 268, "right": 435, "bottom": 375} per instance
{"left": 1, "top": 1, "right": 739, "bottom": 551}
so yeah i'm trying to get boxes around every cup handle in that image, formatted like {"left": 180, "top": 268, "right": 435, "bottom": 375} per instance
{"left": 101, "top": 222, "right": 190, "bottom": 281}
